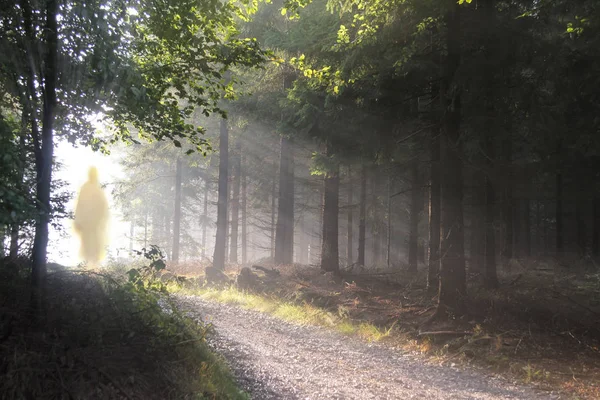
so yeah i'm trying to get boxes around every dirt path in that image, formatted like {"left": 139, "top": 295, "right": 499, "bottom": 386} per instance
{"left": 173, "top": 294, "right": 562, "bottom": 400}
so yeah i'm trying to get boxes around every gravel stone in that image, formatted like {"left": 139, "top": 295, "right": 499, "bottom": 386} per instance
{"left": 173, "top": 294, "right": 562, "bottom": 400}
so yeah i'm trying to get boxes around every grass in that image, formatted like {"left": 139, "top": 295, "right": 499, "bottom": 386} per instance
{"left": 0, "top": 261, "right": 248, "bottom": 400}
{"left": 173, "top": 284, "right": 392, "bottom": 343}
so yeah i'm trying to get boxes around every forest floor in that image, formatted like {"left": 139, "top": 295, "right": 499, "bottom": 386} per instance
{"left": 0, "top": 260, "right": 246, "bottom": 399}
{"left": 170, "top": 258, "right": 600, "bottom": 400}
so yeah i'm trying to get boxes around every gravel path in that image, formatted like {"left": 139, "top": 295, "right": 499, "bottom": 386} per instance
{"left": 173, "top": 295, "right": 561, "bottom": 400}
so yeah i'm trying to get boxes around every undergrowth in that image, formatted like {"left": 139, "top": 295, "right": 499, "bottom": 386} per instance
{"left": 0, "top": 247, "right": 247, "bottom": 400}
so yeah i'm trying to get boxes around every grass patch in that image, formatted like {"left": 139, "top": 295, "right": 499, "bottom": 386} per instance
{"left": 175, "top": 285, "right": 392, "bottom": 343}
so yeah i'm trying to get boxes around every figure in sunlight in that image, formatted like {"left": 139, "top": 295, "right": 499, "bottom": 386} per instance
{"left": 73, "top": 166, "right": 110, "bottom": 266}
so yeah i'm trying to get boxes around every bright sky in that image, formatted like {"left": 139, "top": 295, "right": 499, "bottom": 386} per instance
{"left": 49, "top": 140, "right": 130, "bottom": 266}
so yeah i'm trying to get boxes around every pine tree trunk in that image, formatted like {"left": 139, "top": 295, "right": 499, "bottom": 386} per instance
{"left": 408, "top": 160, "right": 420, "bottom": 273}
{"left": 347, "top": 166, "right": 354, "bottom": 266}
{"left": 576, "top": 194, "right": 586, "bottom": 256}
{"left": 229, "top": 141, "right": 241, "bottom": 264}
{"left": 321, "top": 147, "right": 340, "bottom": 273}
{"left": 501, "top": 144, "right": 513, "bottom": 265}
{"left": 202, "top": 180, "right": 209, "bottom": 259}
{"left": 484, "top": 170, "right": 498, "bottom": 288}
{"left": 437, "top": 0, "right": 466, "bottom": 317}
{"left": 172, "top": 158, "right": 183, "bottom": 262}
{"left": 428, "top": 129, "right": 441, "bottom": 292}
{"left": 386, "top": 173, "right": 392, "bottom": 267}
{"left": 213, "top": 118, "right": 229, "bottom": 270}
{"left": 270, "top": 167, "right": 277, "bottom": 260}
{"left": 358, "top": 163, "right": 367, "bottom": 266}
{"left": 556, "top": 148, "right": 564, "bottom": 256}
{"left": 241, "top": 156, "right": 247, "bottom": 265}
{"left": 275, "top": 136, "right": 294, "bottom": 264}
{"left": 593, "top": 198, "right": 600, "bottom": 257}
{"left": 523, "top": 198, "right": 531, "bottom": 257}
{"left": 470, "top": 171, "right": 485, "bottom": 271}
{"left": 31, "top": 0, "right": 58, "bottom": 312}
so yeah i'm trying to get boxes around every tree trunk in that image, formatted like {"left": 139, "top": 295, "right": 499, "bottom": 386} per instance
{"left": 31, "top": 0, "right": 58, "bottom": 312}
{"left": 358, "top": 163, "right": 367, "bottom": 266}
{"left": 229, "top": 141, "right": 241, "bottom": 264}
{"left": 274, "top": 136, "right": 295, "bottom": 264}
{"left": 575, "top": 194, "right": 586, "bottom": 255}
{"left": 470, "top": 171, "right": 485, "bottom": 272}
{"left": 556, "top": 154, "right": 564, "bottom": 255}
{"left": 484, "top": 170, "right": 498, "bottom": 288}
{"left": 321, "top": 146, "right": 340, "bottom": 273}
{"left": 213, "top": 118, "right": 229, "bottom": 270}
{"left": 172, "top": 158, "right": 182, "bottom": 263}
{"left": 593, "top": 198, "right": 600, "bottom": 257}
{"left": 408, "top": 160, "right": 420, "bottom": 273}
{"left": 386, "top": 173, "right": 392, "bottom": 267}
{"left": 428, "top": 129, "right": 441, "bottom": 292}
{"left": 347, "top": 166, "right": 354, "bottom": 266}
{"left": 202, "top": 180, "right": 209, "bottom": 259}
{"left": 523, "top": 198, "right": 531, "bottom": 257}
{"left": 437, "top": 0, "right": 466, "bottom": 317}
{"left": 501, "top": 143, "right": 513, "bottom": 265}
{"left": 241, "top": 155, "right": 247, "bottom": 265}
{"left": 270, "top": 167, "right": 277, "bottom": 260}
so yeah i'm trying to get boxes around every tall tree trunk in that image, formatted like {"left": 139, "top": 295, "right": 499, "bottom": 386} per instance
{"left": 213, "top": 118, "right": 229, "bottom": 270}
{"left": 556, "top": 143, "right": 564, "bottom": 256}
{"left": 484, "top": 170, "right": 498, "bottom": 288}
{"left": 386, "top": 173, "right": 392, "bottom": 267}
{"left": 229, "top": 141, "right": 241, "bottom": 264}
{"left": 241, "top": 156, "right": 247, "bottom": 265}
{"left": 270, "top": 167, "right": 277, "bottom": 260}
{"left": 202, "top": 180, "right": 209, "bottom": 259}
{"left": 321, "top": 146, "right": 340, "bottom": 273}
{"left": 274, "top": 136, "right": 295, "bottom": 264}
{"left": 501, "top": 143, "right": 513, "bottom": 264}
{"left": 357, "top": 163, "right": 367, "bottom": 266}
{"left": 347, "top": 166, "right": 354, "bottom": 266}
{"left": 428, "top": 129, "right": 441, "bottom": 291}
{"left": 523, "top": 198, "right": 531, "bottom": 257}
{"left": 129, "top": 221, "right": 134, "bottom": 253}
{"left": 31, "top": 0, "right": 58, "bottom": 312}
{"left": 408, "top": 160, "right": 420, "bottom": 273}
{"left": 470, "top": 171, "right": 485, "bottom": 271}
{"left": 437, "top": 0, "right": 466, "bottom": 317}
{"left": 576, "top": 194, "right": 586, "bottom": 256}
{"left": 593, "top": 198, "right": 600, "bottom": 257}
{"left": 172, "top": 158, "right": 183, "bottom": 263}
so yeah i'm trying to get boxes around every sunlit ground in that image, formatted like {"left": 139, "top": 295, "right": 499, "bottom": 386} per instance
{"left": 49, "top": 141, "right": 130, "bottom": 266}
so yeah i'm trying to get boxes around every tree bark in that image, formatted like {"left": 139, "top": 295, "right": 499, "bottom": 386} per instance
{"left": 470, "top": 171, "right": 485, "bottom": 272}
{"left": 270, "top": 165, "right": 277, "bottom": 260}
{"left": 428, "top": 129, "right": 441, "bottom": 292}
{"left": 241, "top": 155, "right": 248, "bottom": 265}
{"left": 347, "top": 166, "right": 354, "bottom": 266}
{"left": 386, "top": 173, "right": 392, "bottom": 267}
{"left": 576, "top": 194, "right": 586, "bottom": 256}
{"left": 172, "top": 158, "right": 183, "bottom": 263}
{"left": 501, "top": 143, "right": 513, "bottom": 264}
{"left": 593, "top": 198, "right": 600, "bottom": 257}
{"left": 213, "top": 118, "right": 229, "bottom": 270}
{"left": 523, "top": 198, "right": 531, "bottom": 257}
{"left": 229, "top": 141, "right": 241, "bottom": 264}
{"left": 556, "top": 143, "right": 564, "bottom": 255}
{"left": 274, "top": 136, "right": 294, "bottom": 264}
{"left": 484, "top": 137, "right": 498, "bottom": 288}
{"left": 321, "top": 146, "right": 340, "bottom": 273}
{"left": 437, "top": 0, "right": 466, "bottom": 318}
{"left": 31, "top": 0, "right": 58, "bottom": 313}
{"left": 202, "top": 180, "right": 209, "bottom": 259}
{"left": 408, "top": 160, "right": 420, "bottom": 273}
{"left": 357, "top": 163, "right": 367, "bottom": 266}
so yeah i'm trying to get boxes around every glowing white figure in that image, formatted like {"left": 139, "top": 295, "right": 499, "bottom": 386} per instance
{"left": 73, "top": 166, "right": 109, "bottom": 265}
